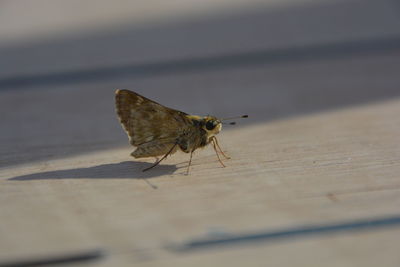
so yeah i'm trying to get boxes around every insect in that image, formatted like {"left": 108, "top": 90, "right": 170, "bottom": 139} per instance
{"left": 115, "top": 89, "right": 247, "bottom": 174}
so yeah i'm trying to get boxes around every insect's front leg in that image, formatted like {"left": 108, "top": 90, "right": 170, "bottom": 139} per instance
{"left": 210, "top": 136, "right": 231, "bottom": 159}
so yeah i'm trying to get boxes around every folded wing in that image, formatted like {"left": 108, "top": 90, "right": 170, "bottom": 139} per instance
{"left": 115, "top": 89, "right": 189, "bottom": 148}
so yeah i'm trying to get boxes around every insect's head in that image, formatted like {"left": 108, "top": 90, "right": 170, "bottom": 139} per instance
{"left": 203, "top": 116, "right": 222, "bottom": 135}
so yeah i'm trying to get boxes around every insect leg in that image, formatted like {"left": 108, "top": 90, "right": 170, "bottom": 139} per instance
{"left": 212, "top": 138, "right": 226, "bottom": 167}
{"left": 142, "top": 143, "right": 178, "bottom": 172}
{"left": 186, "top": 151, "right": 194, "bottom": 175}
{"left": 211, "top": 136, "right": 231, "bottom": 159}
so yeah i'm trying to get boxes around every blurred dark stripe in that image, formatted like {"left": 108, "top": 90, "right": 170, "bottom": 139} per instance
{"left": 173, "top": 215, "right": 400, "bottom": 251}
{"left": 1, "top": 36, "right": 400, "bottom": 90}
{"left": 0, "top": 249, "right": 104, "bottom": 267}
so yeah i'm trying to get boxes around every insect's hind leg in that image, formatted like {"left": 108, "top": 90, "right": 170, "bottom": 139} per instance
{"left": 142, "top": 143, "right": 178, "bottom": 172}
{"left": 210, "top": 136, "right": 231, "bottom": 159}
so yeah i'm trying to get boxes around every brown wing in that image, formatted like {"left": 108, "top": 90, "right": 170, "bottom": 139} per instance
{"left": 115, "top": 89, "right": 190, "bottom": 147}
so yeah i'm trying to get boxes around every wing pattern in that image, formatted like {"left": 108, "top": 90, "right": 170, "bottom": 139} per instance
{"left": 115, "top": 89, "right": 190, "bottom": 157}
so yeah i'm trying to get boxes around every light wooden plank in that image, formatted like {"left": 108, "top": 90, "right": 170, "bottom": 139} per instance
{"left": 1, "top": 99, "right": 400, "bottom": 266}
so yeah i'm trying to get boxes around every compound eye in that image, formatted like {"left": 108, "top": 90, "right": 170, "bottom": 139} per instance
{"left": 206, "top": 120, "right": 216, "bottom": 130}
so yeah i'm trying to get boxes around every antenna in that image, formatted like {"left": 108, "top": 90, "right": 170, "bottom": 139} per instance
{"left": 222, "top": 122, "right": 237, "bottom": 125}
{"left": 221, "top": 115, "right": 248, "bottom": 125}
{"left": 221, "top": 115, "right": 248, "bottom": 121}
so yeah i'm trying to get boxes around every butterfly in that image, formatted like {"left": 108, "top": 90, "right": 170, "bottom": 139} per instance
{"left": 115, "top": 89, "right": 247, "bottom": 174}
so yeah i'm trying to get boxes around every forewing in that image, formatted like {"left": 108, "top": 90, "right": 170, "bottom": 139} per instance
{"left": 115, "top": 89, "right": 189, "bottom": 146}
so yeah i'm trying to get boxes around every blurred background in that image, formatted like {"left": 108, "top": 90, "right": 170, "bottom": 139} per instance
{"left": 1, "top": 0, "right": 400, "bottom": 168}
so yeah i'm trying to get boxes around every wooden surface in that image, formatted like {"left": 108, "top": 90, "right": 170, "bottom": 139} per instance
{"left": 1, "top": 0, "right": 400, "bottom": 266}
{"left": 1, "top": 100, "right": 400, "bottom": 266}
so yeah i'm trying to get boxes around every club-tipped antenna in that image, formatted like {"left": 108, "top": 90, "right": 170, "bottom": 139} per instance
{"left": 222, "top": 122, "right": 237, "bottom": 125}
{"left": 221, "top": 115, "right": 248, "bottom": 121}
{"left": 221, "top": 115, "right": 248, "bottom": 125}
